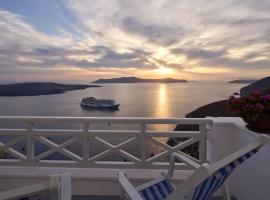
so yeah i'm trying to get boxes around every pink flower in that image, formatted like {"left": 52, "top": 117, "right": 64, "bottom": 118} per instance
{"left": 251, "top": 91, "right": 261, "bottom": 98}
{"left": 256, "top": 103, "right": 264, "bottom": 110}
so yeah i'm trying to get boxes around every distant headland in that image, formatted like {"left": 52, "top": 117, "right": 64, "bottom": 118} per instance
{"left": 92, "top": 76, "right": 188, "bottom": 83}
{"left": 228, "top": 79, "right": 257, "bottom": 84}
{"left": 0, "top": 82, "right": 101, "bottom": 97}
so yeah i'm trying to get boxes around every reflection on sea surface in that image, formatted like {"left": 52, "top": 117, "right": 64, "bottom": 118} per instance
{"left": 151, "top": 84, "right": 173, "bottom": 131}
{"left": 155, "top": 84, "right": 169, "bottom": 117}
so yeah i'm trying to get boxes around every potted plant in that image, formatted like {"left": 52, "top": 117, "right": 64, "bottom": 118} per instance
{"left": 228, "top": 91, "right": 270, "bottom": 133}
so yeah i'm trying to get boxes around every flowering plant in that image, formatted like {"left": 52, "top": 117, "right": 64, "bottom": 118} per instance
{"left": 228, "top": 91, "right": 270, "bottom": 123}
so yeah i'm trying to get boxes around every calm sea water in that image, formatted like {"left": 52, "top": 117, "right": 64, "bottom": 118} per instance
{"left": 0, "top": 82, "right": 246, "bottom": 118}
{"left": 0, "top": 82, "right": 247, "bottom": 160}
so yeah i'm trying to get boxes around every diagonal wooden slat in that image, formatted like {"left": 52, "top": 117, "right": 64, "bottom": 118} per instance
{"left": 146, "top": 149, "right": 170, "bottom": 163}
{"left": 92, "top": 137, "right": 139, "bottom": 162}
{"left": 89, "top": 150, "right": 111, "bottom": 162}
{"left": 34, "top": 136, "right": 81, "bottom": 161}
{"left": 95, "top": 137, "right": 115, "bottom": 149}
{"left": 0, "top": 141, "right": 26, "bottom": 160}
{"left": 35, "top": 136, "right": 83, "bottom": 162}
{"left": 118, "top": 149, "right": 141, "bottom": 163}
{"left": 0, "top": 136, "right": 25, "bottom": 151}
{"left": 146, "top": 138, "right": 198, "bottom": 163}
{"left": 174, "top": 138, "right": 198, "bottom": 151}
{"left": 148, "top": 137, "right": 173, "bottom": 151}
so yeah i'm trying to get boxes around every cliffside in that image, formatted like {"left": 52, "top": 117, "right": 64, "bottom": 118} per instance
{"left": 168, "top": 100, "right": 233, "bottom": 152}
{"left": 240, "top": 76, "right": 270, "bottom": 96}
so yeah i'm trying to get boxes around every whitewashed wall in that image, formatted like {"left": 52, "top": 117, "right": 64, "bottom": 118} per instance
{"left": 208, "top": 117, "right": 270, "bottom": 200}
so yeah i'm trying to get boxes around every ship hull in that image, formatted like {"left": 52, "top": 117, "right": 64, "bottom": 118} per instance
{"left": 80, "top": 103, "right": 119, "bottom": 110}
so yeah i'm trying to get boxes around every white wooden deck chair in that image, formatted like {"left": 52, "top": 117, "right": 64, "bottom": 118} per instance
{"left": 118, "top": 135, "right": 268, "bottom": 200}
{"left": 0, "top": 173, "right": 71, "bottom": 200}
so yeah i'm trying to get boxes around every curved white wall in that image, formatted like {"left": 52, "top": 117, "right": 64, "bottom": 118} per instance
{"left": 208, "top": 117, "right": 270, "bottom": 200}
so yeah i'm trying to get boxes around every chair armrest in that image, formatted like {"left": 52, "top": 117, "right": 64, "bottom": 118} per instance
{"left": 118, "top": 171, "right": 144, "bottom": 200}
{"left": 169, "top": 152, "right": 200, "bottom": 177}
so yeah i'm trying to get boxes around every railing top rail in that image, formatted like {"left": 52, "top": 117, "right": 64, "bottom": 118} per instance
{"left": 0, "top": 116, "right": 212, "bottom": 124}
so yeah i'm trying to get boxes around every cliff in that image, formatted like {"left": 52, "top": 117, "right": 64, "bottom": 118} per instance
{"left": 240, "top": 76, "right": 270, "bottom": 96}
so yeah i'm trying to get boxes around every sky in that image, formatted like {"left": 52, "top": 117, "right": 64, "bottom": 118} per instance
{"left": 0, "top": 0, "right": 269, "bottom": 83}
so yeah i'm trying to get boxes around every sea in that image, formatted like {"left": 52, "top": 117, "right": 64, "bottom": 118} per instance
{"left": 0, "top": 81, "right": 247, "bottom": 161}
{"left": 0, "top": 81, "right": 246, "bottom": 118}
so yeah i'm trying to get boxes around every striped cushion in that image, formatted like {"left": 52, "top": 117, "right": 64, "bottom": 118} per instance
{"left": 138, "top": 179, "right": 174, "bottom": 200}
{"left": 192, "top": 148, "right": 258, "bottom": 200}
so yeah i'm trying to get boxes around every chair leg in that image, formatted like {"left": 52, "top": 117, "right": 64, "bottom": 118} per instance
{"left": 222, "top": 182, "right": 232, "bottom": 200}
{"left": 119, "top": 181, "right": 128, "bottom": 200}
{"left": 119, "top": 172, "right": 128, "bottom": 200}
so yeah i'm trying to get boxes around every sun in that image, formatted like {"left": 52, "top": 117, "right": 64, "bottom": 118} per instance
{"left": 154, "top": 67, "right": 174, "bottom": 75}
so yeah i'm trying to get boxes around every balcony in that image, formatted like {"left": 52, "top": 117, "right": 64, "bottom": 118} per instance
{"left": 0, "top": 117, "right": 269, "bottom": 200}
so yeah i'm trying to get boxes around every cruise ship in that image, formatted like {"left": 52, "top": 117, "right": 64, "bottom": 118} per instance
{"left": 81, "top": 97, "right": 120, "bottom": 110}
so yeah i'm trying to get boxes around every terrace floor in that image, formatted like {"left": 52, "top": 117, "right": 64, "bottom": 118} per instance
{"left": 0, "top": 117, "right": 269, "bottom": 199}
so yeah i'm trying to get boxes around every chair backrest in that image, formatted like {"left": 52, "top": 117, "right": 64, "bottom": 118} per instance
{"left": 191, "top": 147, "right": 259, "bottom": 200}
{"left": 167, "top": 135, "right": 268, "bottom": 200}
{"left": 138, "top": 178, "right": 175, "bottom": 200}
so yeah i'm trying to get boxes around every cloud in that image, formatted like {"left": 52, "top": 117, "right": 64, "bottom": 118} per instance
{"left": 67, "top": 0, "right": 270, "bottom": 70}
{"left": 0, "top": 9, "right": 151, "bottom": 70}
{"left": 0, "top": 0, "right": 270, "bottom": 81}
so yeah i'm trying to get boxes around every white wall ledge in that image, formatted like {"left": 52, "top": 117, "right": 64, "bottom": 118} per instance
{"left": 207, "top": 117, "right": 270, "bottom": 200}
{"left": 207, "top": 117, "right": 270, "bottom": 142}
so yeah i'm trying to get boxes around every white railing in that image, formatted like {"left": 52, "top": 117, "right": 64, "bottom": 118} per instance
{"left": 0, "top": 117, "right": 211, "bottom": 169}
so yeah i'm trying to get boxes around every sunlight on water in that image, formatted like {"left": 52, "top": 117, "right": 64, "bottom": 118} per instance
{"left": 151, "top": 84, "right": 174, "bottom": 131}
{"left": 154, "top": 84, "right": 170, "bottom": 117}
{"left": 151, "top": 84, "right": 173, "bottom": 152}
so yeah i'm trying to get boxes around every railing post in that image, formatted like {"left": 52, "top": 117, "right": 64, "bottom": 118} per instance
{"left": 27, "top": 121, "right": 34, "bottom": 161}
{"left": 140, "top": 123, "right": 146, "bottom": 165}
{"left": 199, "top": 123, "right": 207, "bottom": 163}
{"left": 82, "top": 123, "right": 90, "bottom": 163}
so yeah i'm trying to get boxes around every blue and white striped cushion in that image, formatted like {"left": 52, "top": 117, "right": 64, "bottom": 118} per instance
{"left": 138, "top": 179, "right": 174, "bottom": 200}
{"left": 191, "top": 148, "right": 258, "bottom": 200}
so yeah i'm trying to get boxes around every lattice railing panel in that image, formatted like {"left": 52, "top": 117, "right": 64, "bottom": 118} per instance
{"left": 0, "top": 117, "right": 211, "bottom": 169}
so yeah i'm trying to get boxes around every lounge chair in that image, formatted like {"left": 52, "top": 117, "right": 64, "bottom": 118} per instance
{"left": 118, "top": 135, "right": 268, "bottom": 200}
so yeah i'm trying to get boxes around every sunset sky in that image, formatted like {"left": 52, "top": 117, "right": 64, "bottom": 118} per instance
{"left": 0, "top": 0, "right": 269, "bottom": 83}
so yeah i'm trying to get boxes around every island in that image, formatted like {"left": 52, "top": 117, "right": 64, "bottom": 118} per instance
{"left": 92, "top": 76, "right": 188, "bottom": 83}
{"left": 0, "top": 82, "right": 101, "bottom": 97}
{"left": 228, "top": 79, "right": 257, "bottom": 84}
